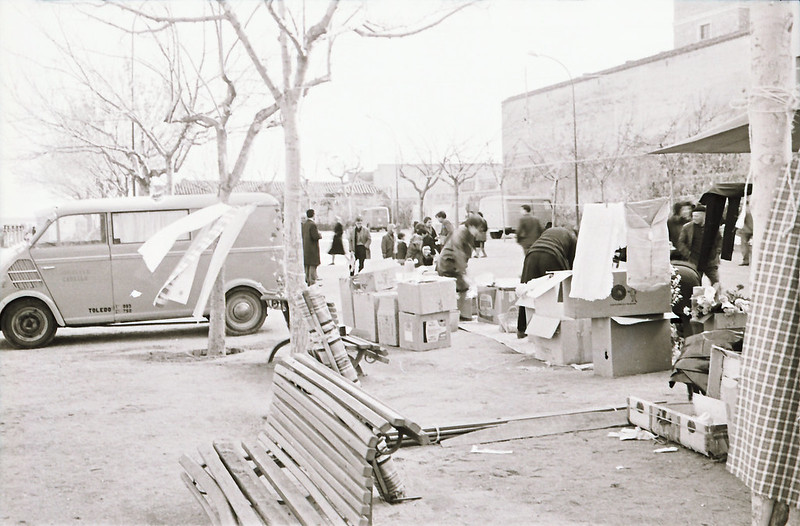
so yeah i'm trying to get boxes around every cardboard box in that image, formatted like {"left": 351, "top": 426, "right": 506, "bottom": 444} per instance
{"left": 707, "top": 346, "right": 741, "bottom": 423}
{"left": 398, "top": 311, "right": 451, "bottom": 351}
{"left": 449, "top": 310, "right": 460, "bottom": 332}
{"left": 520, "top": 270, "right": 670, "bottom": 319}
{"left": 352, "top": 265, "right": 397, "bottom": 293}
{"left": 477, "top": 285, "right": 519, "bottom": 324}
{"left": 339, "top": 277, "right": 356, "bottom": 327}
{"left": 397, "top": 277, "right": 457, "bottom": 315}
{"left": 527, "top": 314, "right": 592, "bottom": 365}
{"left": 458, "top": 294, "right": 477, "bottom": 319}
{"left": 591, "top": 315, "right": 672, "bottom": 377}
{"left": 697, "top": 312, "right": 748, "bottom": 331}
{"left": 627, "top": 396, "right": 728, "bottom": 459}
{"left": 351, "top": 292, "right": 381, "bottom": 342}
{"left": 376, "top": 291, "right": 399, "bottom": 347}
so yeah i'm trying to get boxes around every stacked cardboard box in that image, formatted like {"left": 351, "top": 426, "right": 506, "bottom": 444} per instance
{"left": 707, "top": 346, "right": 741, "bottom": 429}
{"left": 397, "top": 277, "right": 457, "bottom": 351}
{"left": 340, "top": 266, "right": 398, "bottom": 342}
{"left": 518, "top": 270, "right": 672, "bottom": 374}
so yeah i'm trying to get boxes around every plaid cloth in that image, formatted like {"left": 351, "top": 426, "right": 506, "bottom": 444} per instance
{"left": 727, "top": 164, "right": 800, "bottom": 506}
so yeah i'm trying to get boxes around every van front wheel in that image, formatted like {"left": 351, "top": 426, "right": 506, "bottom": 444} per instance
{"left": 1, "top": 298, "right": 58, "bottom": 349}
{"left": 225, "top": 287, "right": 268, "bottom": 336}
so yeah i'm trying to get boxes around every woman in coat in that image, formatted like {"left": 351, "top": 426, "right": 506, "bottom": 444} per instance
{"left": 328, "top": 217, "right": 345, "bottom": 264}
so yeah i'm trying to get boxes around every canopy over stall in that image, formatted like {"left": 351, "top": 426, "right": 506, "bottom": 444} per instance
{"left": 650, "top": 110, "right": 800, "bottom": 154}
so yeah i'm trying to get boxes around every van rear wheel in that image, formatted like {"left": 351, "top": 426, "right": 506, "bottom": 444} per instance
{"left": 1, "top": 298, "right": 57, "bottom": 349}
{"left": 225, "top": 287, "right": 267, "bottom": 336}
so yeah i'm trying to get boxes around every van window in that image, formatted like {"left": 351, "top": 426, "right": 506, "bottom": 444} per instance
{"left": 36, "top": 213, "right": 106, "bottom": 246}
{"left": 111, "top": 210, "right": 189, "bottom": 244}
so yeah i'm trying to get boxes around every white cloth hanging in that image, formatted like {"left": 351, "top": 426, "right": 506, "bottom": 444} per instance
{"left": 624, "top": 198, "right": 671, "bottom": 291}
{"left": 569, "top": 203, "right": 626, "bottom": 300}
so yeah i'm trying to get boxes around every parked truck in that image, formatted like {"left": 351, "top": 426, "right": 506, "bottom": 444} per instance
{"left": 478, "top": 196, "right": 553, "bottom": 239}
{"left": 361, "top": 206, "right": 390, "bottom": 231}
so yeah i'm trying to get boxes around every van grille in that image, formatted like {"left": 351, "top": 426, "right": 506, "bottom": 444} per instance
{"left": 7, "top": 259, "right": 44, "bottom": 290}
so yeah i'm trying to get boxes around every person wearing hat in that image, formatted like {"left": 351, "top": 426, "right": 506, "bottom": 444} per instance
{"left": 676, "top": 203, "right": 723, "bottom": 286}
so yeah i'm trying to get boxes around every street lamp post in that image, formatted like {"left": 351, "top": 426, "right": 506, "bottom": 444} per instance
{"left": 529, "top": 53, "right": 580, "bottom": 224}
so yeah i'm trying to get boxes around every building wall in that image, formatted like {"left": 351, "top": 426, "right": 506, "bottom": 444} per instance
{"left": 674, "top": 1, "right": 748, "bottom": 48}
{"left": 501, "top": 31, "right": 751, "bottom": 223}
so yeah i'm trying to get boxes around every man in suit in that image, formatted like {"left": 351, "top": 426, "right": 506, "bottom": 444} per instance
{"left": 516, "top": 204, "right": 544, "bottom": 252}
{"left": 302, "top": 209, "right": 322, "bottom": 285}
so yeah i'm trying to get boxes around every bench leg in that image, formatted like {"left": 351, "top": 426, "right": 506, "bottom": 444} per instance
{"left": 268, "top": 338, "right": 291, "bottom": 363}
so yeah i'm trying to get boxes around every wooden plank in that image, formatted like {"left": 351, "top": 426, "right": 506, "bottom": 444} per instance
{"left": 197, "top": 445, "right": 265, "bottom": 526}
{"left": 275, "top": 365, "right": 390, "bottom": 437}
{"left": 293, "top": 355, "right": 428, "bottom": 443}
{"left": 440, "top": 409, "right": 629, "bottom": 448}
{"left": 273, "top": 375, "right": 377, "bottom": 457}
{"left": 241, "top": 439, "right": 328, "bottom": 526}
{"left": 257, "top": 432, "right": 345, "bottom": 526}
{"left": 213, "top": 441, "right": 296, "bottom": 526}
{"left": 270, "top": 406, "right": 373, "bottom": 499}
{"left": 301, "top": 290, "right": 342, "bottom": 375}
{"left": 180, "top": 471, "right": 222, "bottom": 526}
{"left": 179, "top": 454, "right": 238, "bottom": 526}
{"left": 266, "top": 421, "right": 371, "bottom": 526}
{"left": 273, "top": 384, "right": 374, "bottom": 468}
{"left": 278, "top": 359, "right": 392, "bottom": 433}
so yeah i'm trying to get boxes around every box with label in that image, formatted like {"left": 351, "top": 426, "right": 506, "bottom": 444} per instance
{"left": 477, "top": 285, "right": 519, "bottom": 324}
{"left": 515, "top": 273, "right": 570, "bottom": 318}
{"left": 398, "top": 311, "right": 451, "bottom": 351}
{"left": 338, "top": 277, "right": 356, "bottom": 327}
{"left": 397, "top": 277, "right": 457, "bottom": 315}
{"left": 352, "top": 265, "right": 397, "bottom": 293}
{"left": 591, "top": 315, "right": 672, "bottom": 377}
{"left": 376, "top": 291, "right": 399, "bottom": 347}
{"left": 527, "top": 314, "right": 592, "bottom": 365}
{"left": 627, "top": 396, "right": 728, "bottom": 459}
{"left": 457, "top": 294, "right": 477, "bottom": 319}
{"left": 351, "top": 292, "right": 381, "bottom": 343}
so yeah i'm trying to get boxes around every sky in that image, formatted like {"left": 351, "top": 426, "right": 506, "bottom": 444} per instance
{"left": 0, "top": 0, "right": 675, "bottom": 220}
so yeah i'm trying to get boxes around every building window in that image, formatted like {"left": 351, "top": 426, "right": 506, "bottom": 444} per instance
{"left": 700, "top": 23, "right": 711, "bottom": 40}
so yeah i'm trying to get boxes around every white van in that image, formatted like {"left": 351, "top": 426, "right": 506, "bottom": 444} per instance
{"left": 478, "top": 196, "right": 553, "bottom": 239}
{"left": 0, "top": 193, "right": 283, "bottom": 348}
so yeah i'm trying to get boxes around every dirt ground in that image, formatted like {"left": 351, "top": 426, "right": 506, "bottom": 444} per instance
{"left": 0, "top": 236, "right": 753, "bottom": 525}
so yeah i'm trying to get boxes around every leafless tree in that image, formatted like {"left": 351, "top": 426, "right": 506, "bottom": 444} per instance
{"left": 327, "top": 156, "right": 363, "bottom": 222}
{"left": 437, "top": 144, "right": 485, "bottom": 225}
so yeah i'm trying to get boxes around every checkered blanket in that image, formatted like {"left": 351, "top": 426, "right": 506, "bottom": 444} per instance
{"left": 727, "top": 165, "right": 800, "bottom": 506}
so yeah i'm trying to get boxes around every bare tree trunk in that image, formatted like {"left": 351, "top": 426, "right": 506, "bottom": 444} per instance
{"left": 453, "top": 182, "right": 461, "bottom": 225}
{"left": 282, "top": 92, "right": 308, "bottom": 354}
{"left": 206, "top": 265, "right": 226, "bottom": 355}
{"left": 749, "top": 3, "right": 794, "bottom": 269}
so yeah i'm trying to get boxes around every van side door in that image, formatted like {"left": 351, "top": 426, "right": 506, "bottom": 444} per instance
{"left": 109, "top": 209, "right": 196, "bottom": 322}
{"left": 29, "top": 213, "right": 115, "bottom": 324}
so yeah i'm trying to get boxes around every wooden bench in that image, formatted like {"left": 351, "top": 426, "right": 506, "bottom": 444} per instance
{"left": 181, "top": 353, "right": 429, "bottom": 525}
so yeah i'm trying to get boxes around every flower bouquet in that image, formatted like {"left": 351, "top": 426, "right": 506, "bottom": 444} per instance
{"left": 685, "top": 285, "right": 749, "bottom": 330}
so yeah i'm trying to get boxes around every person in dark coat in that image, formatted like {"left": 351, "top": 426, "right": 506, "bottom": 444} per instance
{"left": 437, "top": 216, "right": 483, "bottom": 320}
{"left": 473, "top": 211, "right": 488, "bottom": 258}
{"left": 328, "top": 216, "right": 345, "bottom": 265}
{"left": 381, "top": 224, "right": 396, "bottom": 259}
{"left": 395, "top": 232, "right": 408, "bottom": 261}
{"left": 435, "top": 211, "right": 454, "bottom": 252}
{"left": 302, "top": 209, "right": 322, "bottom": 285}
{"left": 667, "top": 201, "right": 693, "bottom": 259}
{"left": 421, "top": 218, "right": 438, "bottom": 255}
{"left": 516, "top": 204, "right": 544, "bottom": 252}
{"left": 517, "top": 227, "right": 577, "bottom": 338}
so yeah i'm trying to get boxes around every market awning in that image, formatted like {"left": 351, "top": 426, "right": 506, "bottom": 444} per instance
{"left": 650, "top": 109, "right": 800, "bottom": 154}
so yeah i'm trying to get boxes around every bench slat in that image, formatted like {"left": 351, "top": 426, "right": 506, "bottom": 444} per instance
{"left": 180, "top": 454, "right": 238, "bottom": 526}
{"left": 273, "top": 378, "right": 375, "bottom": 461}
{"left": 277, "top": 361, "right": 391, "bottom": 433}
{"left": 198, "top": 445, "right": 265, "bottom": 526}
{"left": 214, "top": 441, "right": 296, "bottom": 526}
{"left": 265, "top": 421, "right": 371, "bottom": 526}
{"left": 295, "top": 355, "right": 429, "bottom": 444}
{"left": 272, "top": 397, "right": 373, "bottom": 480}
{"left": 268, "top": 410, "right": 372, "bottom": 503}
{"left": 180, "top": 469, "right": 223, "bottom": 526}
{"left": 241, "top": 440, "right": 329, "bottom": 526}
{"left": 257, "top": 432, "right": 345, "bottom": 526}
{"left": 275, "top": 367, "right": 384, "bottom": 447}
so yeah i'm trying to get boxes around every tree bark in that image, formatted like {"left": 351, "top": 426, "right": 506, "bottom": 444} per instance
{"left": 748, "top": 3, "right": 794, "bottom": 270}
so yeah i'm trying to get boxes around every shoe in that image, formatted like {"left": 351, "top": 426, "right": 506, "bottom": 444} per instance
{"left": 459, "top": 315, "right": 472, "bottom": 322}
{"left": 739, "top": 262, "right": 749, "bottom": 266}
{"left": 516, "top": 331, "right": 527, "bottom": 339}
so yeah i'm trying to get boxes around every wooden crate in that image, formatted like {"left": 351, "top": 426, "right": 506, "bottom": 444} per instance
{"left": 627, "top": 396, "right": 728, "bottom": 459}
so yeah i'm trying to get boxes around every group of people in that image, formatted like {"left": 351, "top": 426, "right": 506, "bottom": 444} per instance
{"left": 301, "top": 210, "right": 373, "bottom": 286}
